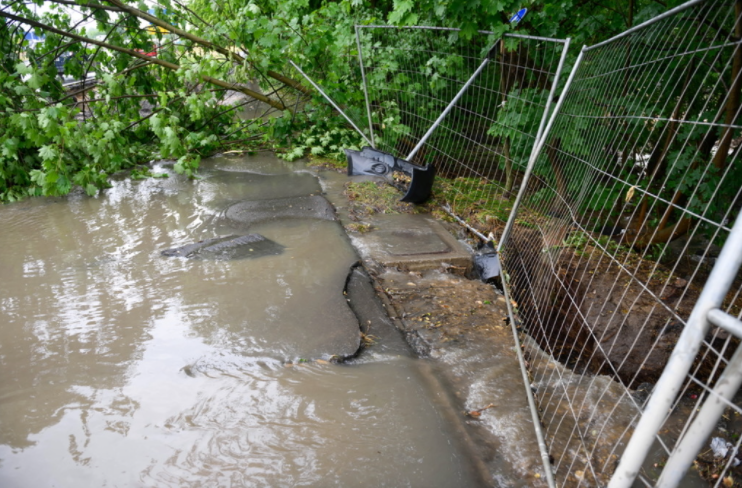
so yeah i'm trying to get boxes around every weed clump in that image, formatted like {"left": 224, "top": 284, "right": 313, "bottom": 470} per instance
{"left": 344, "top": 180, "right": 429, "bottom": 219}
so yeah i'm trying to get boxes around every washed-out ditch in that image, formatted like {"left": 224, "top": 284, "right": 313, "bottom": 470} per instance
{"left": 0, "top": 153, "right": 546, "bottom": 487}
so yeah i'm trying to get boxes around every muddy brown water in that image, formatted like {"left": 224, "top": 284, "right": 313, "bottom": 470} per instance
{"left": 0, "top": 154, "right": 483, "bottom": 487}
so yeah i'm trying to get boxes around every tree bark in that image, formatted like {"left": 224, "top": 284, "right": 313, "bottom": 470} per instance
{"left": 503, "top": 137, "right": 514, "bottom": 196}
{"left": 711, "top": 0, "right": 742, "bottom": 170}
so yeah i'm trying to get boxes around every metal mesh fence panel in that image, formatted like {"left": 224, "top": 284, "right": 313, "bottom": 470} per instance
{"left": 499, "top": 1, "right": 742, "bottom": 486}
{"left": 355, "top": 26, "right": 568, "bottom": 232}
{"left": 343, "top": 2, "right": 742, "bottom": 484}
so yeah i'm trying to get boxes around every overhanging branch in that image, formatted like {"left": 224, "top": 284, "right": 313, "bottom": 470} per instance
{"left": 0, "top": 10, "right": 288, "bottom": 111}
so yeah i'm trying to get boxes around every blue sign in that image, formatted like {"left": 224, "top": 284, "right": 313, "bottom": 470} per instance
{"left": 509, "top": 8, "right": 528, "bottom": 24}
{"left": 24, "top": 31, "right": 45, "bottom": 41}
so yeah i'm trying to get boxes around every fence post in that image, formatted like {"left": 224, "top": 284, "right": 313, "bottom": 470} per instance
{"left": 609, "top": 210, "right": 742, "bottom": 487}
{"left": 532, "top": 37, "right": 571, "bottom": 146}
{"left": 657, "top": 333, "right": 742, "bottom": 486}
{"left": 288, "top": 60, "right": 374, "bottom": 148}
{"left": 405, "top": 41, "right": 498, "bottom": 161}
{"left": 497, "top": 47, "right": 585, "bottom": 253}
{"left": 355, "top": 25, "right": 375, "bottom": 148}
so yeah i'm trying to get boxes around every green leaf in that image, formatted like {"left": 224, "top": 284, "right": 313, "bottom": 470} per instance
{"left": 30, "top": 169, "right": 46, "bottom": 186}
{"left": 39, "top": 145, "right": 58, "bottom": 162}
{"left": 14, "top": 63, "right": 31, "bottom": 75}
{"left": 56, "top": 175, "right": 71, "bottom": 195}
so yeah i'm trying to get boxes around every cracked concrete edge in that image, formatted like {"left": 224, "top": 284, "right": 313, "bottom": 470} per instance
{"left": 315, "top": 167, "right": 556, "bottom": 485}
{"left": 314, "top": 167, "right": 516, "bottom": 485}
{"left": 363, "top": 264, "right": 495, "bottom": 487}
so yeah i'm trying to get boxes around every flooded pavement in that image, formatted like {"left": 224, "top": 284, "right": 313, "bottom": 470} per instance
{"left": 0, "top": 154, "right": 483, "bottom": 487}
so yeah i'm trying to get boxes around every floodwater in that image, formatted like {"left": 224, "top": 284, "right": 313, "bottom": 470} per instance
{"left": 0, "top": 154, "right": 481, "bottom": 487}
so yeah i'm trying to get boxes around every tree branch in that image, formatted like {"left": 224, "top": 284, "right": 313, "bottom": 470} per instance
{"left": 0, "top": 10, "right": 288, "bottom": 111}
{"left": 48, "top": 0, "right": 122, "bottom": 13}
{"left": 102, "top": 0, "right": 312, "bottom": 96}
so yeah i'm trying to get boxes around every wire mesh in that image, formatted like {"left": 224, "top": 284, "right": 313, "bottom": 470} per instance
{"left": 355, "top": 26, "right": 568, "bottom": 233}
{"left": 500, "top": 1, "right": 742, "bottom": 486}
{"left": 351, "top": 2, "right": 742, "bottom": 485}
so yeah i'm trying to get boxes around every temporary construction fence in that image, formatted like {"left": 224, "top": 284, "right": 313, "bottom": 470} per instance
{"left": 294, "top": 0, "right": 742, "bottom": 485}
{"left": 498, "top": 0, "right": 742, "bottom": 486}
{"left": 355, "top": 26, "right": 569, "bottom": 220}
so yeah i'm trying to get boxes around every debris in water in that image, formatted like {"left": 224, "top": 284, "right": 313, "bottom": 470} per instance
{"left": 465, "top": 403, "right": 495, "bottom": 418}
{"left": 161, "top": 234, "right": 284, "bottom": 260}
{"left": 361, "top": 333, "right": 377, "bottom": 346}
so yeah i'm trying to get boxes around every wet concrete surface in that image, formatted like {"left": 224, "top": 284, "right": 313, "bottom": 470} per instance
{"left": 161, "top": 233, "right": 285, "bottom": 260}
{"left": 319, "top": 168, "right": 549, "bottom": 484}
{"left": 225, "top": 195, "right": 336, "bottom": 228}
{"left": 374, "top": 269, "right": 550, "bottom": 486}
{"left": 356, "top": 213, "right": 472, "bottom": 271}
{"left": 319, "top": 173, "right": 472, "bottom": 273}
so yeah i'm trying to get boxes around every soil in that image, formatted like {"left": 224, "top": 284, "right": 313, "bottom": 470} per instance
{"left": 503, "top": 223, "right": 740, "bottom": 390}
{"left": 338, "top": 173, "right": 711, "bottom": 389}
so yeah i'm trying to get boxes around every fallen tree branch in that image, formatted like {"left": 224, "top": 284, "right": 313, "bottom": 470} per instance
{"left": 51, "top": 0, "right": 122, "bottom": 12}
{"left": 102, "top": 0, "right": 312, "bottom": 96}
{"left": 0, "top": 10, "right": 288, "bottom": 111}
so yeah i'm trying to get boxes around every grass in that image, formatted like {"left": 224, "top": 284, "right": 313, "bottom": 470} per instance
{"left": 341, "top": 173, "right": 518, "bottom": 241}
{"left": 435, "top": 177, "right": 514, "bottom": 222}
{"left": 344, "top": 180, "right": 431, "bottom": 219}
{"left": 308, "top": 154, "right": 347, "bottom": 171}
{"left": 303, "top": 146, "right": 515, "bottom": 237}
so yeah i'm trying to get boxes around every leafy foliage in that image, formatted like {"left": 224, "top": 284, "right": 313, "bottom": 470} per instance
{"left": 1, "top": 0, "right": 736, "bottom": 244}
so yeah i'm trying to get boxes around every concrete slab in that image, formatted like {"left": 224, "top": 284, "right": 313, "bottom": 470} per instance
{"left": 315, "top": 171, "right": 472, "bottom": 273}
{"left": 224, "top": 195, "right": 336, "bottom": 228}
{"left": 352, "top": 213, "right": 472, "bottom": 272}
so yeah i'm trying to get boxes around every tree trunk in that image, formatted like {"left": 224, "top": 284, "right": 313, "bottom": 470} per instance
{"left": 546, "top": 138, "right": 569, "bottom": 216}
{"left": 711, "top": 0, "right": 742, "bottom": 170}
{"left": 503, "top": 137, "right": 514, "bottom": 196}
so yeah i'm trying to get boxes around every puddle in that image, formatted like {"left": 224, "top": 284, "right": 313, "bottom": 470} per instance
{"left": 0, "top": 153, "right": 484, "bottom": 487}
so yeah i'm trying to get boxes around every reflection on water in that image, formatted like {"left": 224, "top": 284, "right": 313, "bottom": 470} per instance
{"left": 0, "top": 154, "right": 479, "bottom": 487}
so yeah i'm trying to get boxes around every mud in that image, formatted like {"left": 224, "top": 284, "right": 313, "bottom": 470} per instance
{"left": 504, "top": 225, "right": 706, "bottom": 388}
